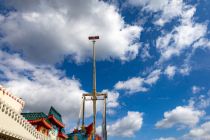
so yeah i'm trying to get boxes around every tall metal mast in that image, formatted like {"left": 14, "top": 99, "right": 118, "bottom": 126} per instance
{"left": 79, "top": 36, "right": 107, "bottom": 140}
{"left": 89, "top": 36, "right": 99, "bottom": 136}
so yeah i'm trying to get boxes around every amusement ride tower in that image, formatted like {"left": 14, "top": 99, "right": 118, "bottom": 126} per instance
{"left": 77, "top": 36, "right": 107, "bottom": 140}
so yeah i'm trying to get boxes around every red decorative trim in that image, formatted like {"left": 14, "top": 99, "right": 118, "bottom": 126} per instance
{"left": 42, "top": 119, "right": 52, "bottom": 129}
{"left": 37, "top": 125, "right": 41, "bottom": 131}
{"left": 28, "top": 119, "right": 42, "bottom": 124}
{"left": 48, "top": 115, "right": 64, "bottom": 128}
{"left": 58, "top": 132, "right": 68, "bottom": 139}
{"left": 28, "top": 118, "right": 52, "bottom": 129}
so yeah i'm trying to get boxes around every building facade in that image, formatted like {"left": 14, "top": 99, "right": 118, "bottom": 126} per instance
{"left": 22, "top": 107, "right": 68, "bottom": 140}
{"left": 0, "top": 85, "right": 68, "bottom": 140}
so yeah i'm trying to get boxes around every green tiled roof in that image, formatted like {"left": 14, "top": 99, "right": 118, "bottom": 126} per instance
{"left": 61, "top": 128, "right": 66, "bottom": 133}
{"left": 21, "top": 112, "right": 47, "bottom": 120}
{"left": 45, "top": 118, "right": 52, "bottom": 124}
{"left": 67, "top": 133, "right": 87, "bottom": 140}
{"left": 48, "top": 106, "right": 63, "bottom": 123}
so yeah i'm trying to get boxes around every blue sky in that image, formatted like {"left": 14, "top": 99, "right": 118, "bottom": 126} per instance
{"left": 0, "top": 0, "right": 210, "bottom": 140}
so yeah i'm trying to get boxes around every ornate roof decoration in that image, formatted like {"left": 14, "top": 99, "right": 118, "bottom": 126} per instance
{"left": 48, "top": 106, "right": 64, "bottom": 128}
{"left": 48, "top": 115, "right": 65, "bottom": 128}
{"left": 48, "top": 106, "right": 63, "bottom": 123}
{"left": 22, "top": 112, "right": 47, "bottom": 120}
{"left": 58, "top": 131, "right": 68, "bottom": 139}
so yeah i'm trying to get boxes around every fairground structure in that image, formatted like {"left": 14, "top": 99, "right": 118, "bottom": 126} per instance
{"left": 0, "top": 37, "right": 107, "bottom": 140}
{"left": 68, "top": 36, "right": 107, "bottom": 140}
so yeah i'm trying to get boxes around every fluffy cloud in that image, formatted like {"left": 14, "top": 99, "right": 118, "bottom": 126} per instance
{"left": 189, "top": 90, "right": 210, "bottom": 109}
{"left": 104, "top": 111, "right": 143, "bottom": 137}
{"left": 179, "top": 65, "right": 191, "bottom": 76}
{"left": 164, "top": 65, "right": 176, "bottom": 79}
{"left": 156, "top": 137, "right": 177, "bottom": 140}
{"left": 157, "top": 23, "right": 206, "bottom": 61}
{"left": 186, "top": 121, "right": 210, "bottom": 140}
{"left": 114, "top": 77, "right": 147, "bottom": 94}
{"left": 102, "top": 89, "right": 119, "bottom": 108}
{"left": 114, "top": 69, "right": 161, "bottom": 94}
{"left": 154, "top": 0, "right": 183, "bottom": 26}
{"left": 128, "top": 0, "right": 183, "bottom": 26}
{"left": 192, "top": 86, "right": 203, "bottom": 94}
{"left": 155, "top": 106, "right": 204, "bottom": 129}
{"left": 0, "top": 50, "right": 119, "bottom": 126}
{"left": 101, "top": 89, "right": 119, "bottom": 115}
{"left": 0, "top": 0, "right": 142, "bottom": 64}
{"left": 156, "top": 7, "right": 207, "bottom": 62}
{"left": 128, "top": 0, "right": 178, "bottom": 12}
{"left": 156, "top": 90, "right": 210, "bottom": 139}
{"left": 192, "top": 38, "right": 210, "bottom": 49}
{"left": 0, "top": 50, "right": 88, "bottom": 120}
{"left": 145, "top": 69, "right": 161, "bottom": 85}
{"left": 197, "top": 95, "right": 210, "bottom": 109}
{"left": 140, "top": 43, "right": 152, "bottom": 61}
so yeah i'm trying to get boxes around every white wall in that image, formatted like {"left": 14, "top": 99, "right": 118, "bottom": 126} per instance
{"left": 0, "top": 86, "right": 25, "bottom": 114}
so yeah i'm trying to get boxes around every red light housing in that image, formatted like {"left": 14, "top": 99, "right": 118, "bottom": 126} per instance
{"left": 88, "top": 36, "right": 99, "bottom": 40}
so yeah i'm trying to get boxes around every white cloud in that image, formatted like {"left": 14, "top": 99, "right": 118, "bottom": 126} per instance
{"left": 192, "top": 86, "right": 203, "bottom": 94}
{"left": 155, "top": 137, "right": 177, "bottom": 140}
{"left": 0, "top": 50, "right": 89, "bottom": 120}
{"left": 101, "top": 89, "right": 119, "bottom": 115}
{"left": 174, "top": 24, "right": 205, "bottom": 49}
{"left": 128, "top": 0, "right": 184, "bottom": 26}
{"left": 128, "top": 0, "right": 171, "bottom": 12}
{"left": 0, "top": 50, "right": 119, "bottom": 126}
{"left": 157, "top": 23, "right": 206, "bottom": 61}
{"left": 168, "top": 93, "right": 210, "bottom": 139}
{"left": 0, "top": 0, "right": 142, "bottom": 64}
{"left": 128, "top": 0, "right": 148, "bottom": 8}
{"left": 190, "top": 91, "right": 210, "bottom": 109}
{"left": 102, "top": 89, "right": 119, "bottom": 108}
{"left": 164, "top": 65, "right": 176, "bottom": 79}
{"left": 186, "top": 121, "right": 210, "bottom": 140}
{"left": 145, "top": 69, "right": 161, "bottom": 85}
{"left": 154, "top": 5, "right": 209, "bottom": 78}
{"left": 114, "top": 77, "right": 147, "bottom": 94}
{"left": 114, "top": 69, "right": 161, "bottom": 94}
{"left": 197, "top": 95, "right": 210, "bottom": 109}
{"left": 154, "top": 0, "right": 183, "bottom": 26}
{"left": 155, "top": 106, "right": 205, "bottom": 129}
{"left": 192, "top": 38, "right": 210, "bottom": 49}
{"left": 140, "top": 43, "right": 152, "bottom": 61}
{"left": 99, "top": 111, "right": 143, "bottom": 137}
{"left": 156, "top": 7, "right": 207, "bottom": 62}
{"left": 179, "top": 65, "right": 191, "bottom": 76}
{"left": 187, "top": 94, "right": 210, "bottom": 138}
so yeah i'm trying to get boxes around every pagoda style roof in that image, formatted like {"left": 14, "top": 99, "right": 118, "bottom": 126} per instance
{"left": 48, "top": 106, "right": 63, "bottom": 123}
{"left": 21, "top": 112, "right": 52, "bottom": 129}
{"left": 61, "top": 128, "right": 66, "bottom": 133}
{"left": 48, "top": 106, "right": 65, "bottom": 128}
{"left": 58, "top": 128, "right": 68, "bottom": 139}
{"left": 22, "top": 107, "right": 65, "bottom": 134}
{"left": 22, "top": 112, "right": 47, "bottom": 120}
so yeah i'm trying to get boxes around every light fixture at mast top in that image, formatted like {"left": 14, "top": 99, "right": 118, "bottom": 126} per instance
{"left": 88, "top": 36, "right": 99, "bottom": 41}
